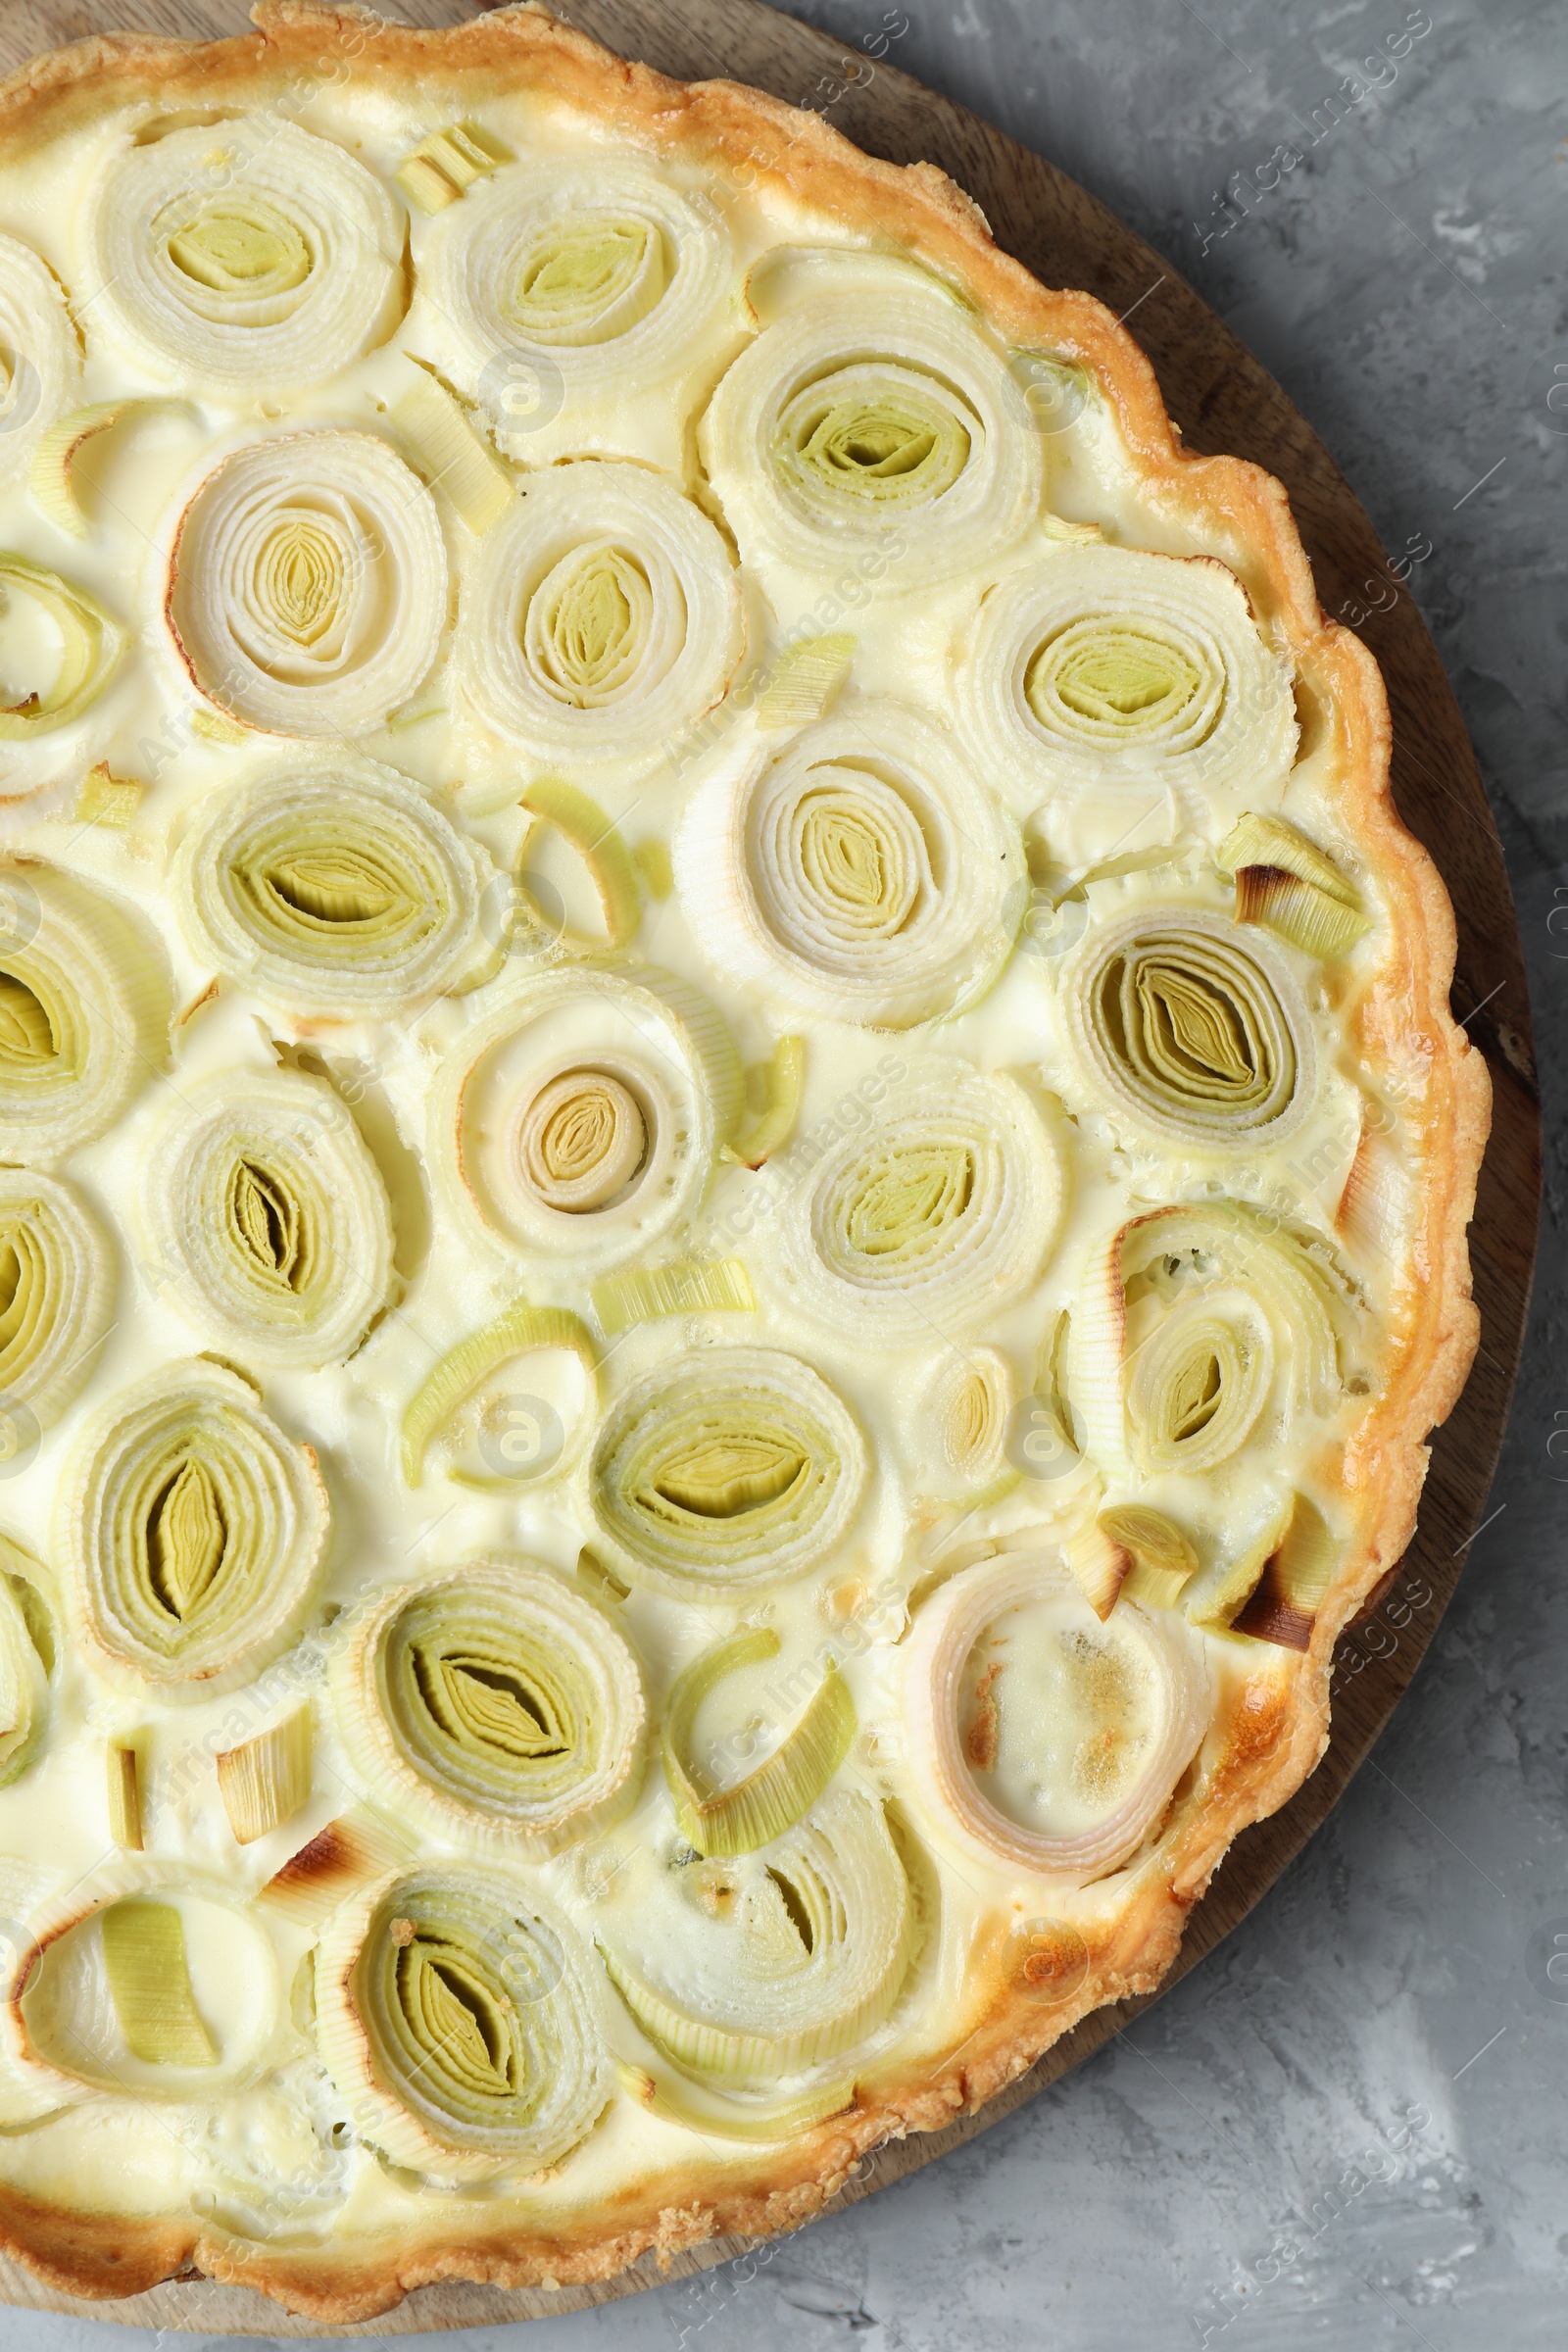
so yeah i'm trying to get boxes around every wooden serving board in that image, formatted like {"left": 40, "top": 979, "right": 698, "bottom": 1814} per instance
{"left": 0, "top": 0, "right": 1541, "bottom": 2331}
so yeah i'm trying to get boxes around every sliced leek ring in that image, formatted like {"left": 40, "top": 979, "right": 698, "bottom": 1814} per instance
{"left": 614, "top": 2051, "right": 856, "bottom": 2143}
{"left": 330, "top": 1558, "right": 646, "bottom": 1855}
{"left": 421, "top": 160, "right": 730, "bottom": 407}
{"left": 136, "top": 1067, "right": 395, "bottom": 1371}
{"left": 1061, "top": 906, "right": 1313, "bottom": 1149}
{"left": 402, "top": 1301, "right": 599, "bottom": 1490}
{"left": 921, "top": 1345, "right": 1016, "bottom": 1498}
{"left": 903, "top": 1551, "right": 1209, "bottom": 1879}
{"left": 0, "top": 556, "right": 123, "bottom": 738}
{"left": 172, "top": 756, "right": 501, "bottom": 1016}
{"left": 0, "top": 1170, "right": 115, "bottom": 1431}
{"left": 777, "top": 1065, "right": 1064, "bottom": 1342}
{"left": 662, "top": 1627, "right": 857, "bottom": 1857}
{"left": 85, "top": 120, "right": 403, "bottom": 396}
{"left": 0, "top": 861, "right": 170, "bottom": 1165}
{"left": 458, "top": 460, "right": 744, "bottom": 774}
{"left": 720, "top": 1035, "right": 805, "bottom": 1168}
{"left": 701, "top": 259, "right": 1043, "bottom": 587}
{"left": 0, "top": 1535, "right": 55, "bottom": 1789}
{"left": 962, "top": 544, "right": 1297, "bottom": 812}
{"left": 315, "top": 1863, "right": 612, "bottom": 2180}
{"left": 588, "top": 1346, "right": 867, "bottom": 1599}
{"left": 14, "top": 1871, "right": 280, "bottom": 2097}
{"left": 56, "top": 1360, "right": 328, "bottom": 1700}
{"left": 597, "top": 1791, "right": 911, "bottom": 2089}
{"left": 432, "top": 967, "right": 741, "bottom": 1275}
{"left": 165, "top": 430, "right": 447, "bottom": 737}
{"left": 676, "top": 702, "right": 1025, "bottom": 1028}
{"left": 0, "top": 234, "right": 78, "bottom": 493}
{"left": 1071, "top": 1202, "right": 1351, "bottom": 1484}
{"left": 1218, "top": 811, "right": 1372, "bottom": 961}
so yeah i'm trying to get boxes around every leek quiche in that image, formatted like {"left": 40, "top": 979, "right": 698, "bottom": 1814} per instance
{"left": 0, "top": 0, "right": 1486, "bottom": 2323}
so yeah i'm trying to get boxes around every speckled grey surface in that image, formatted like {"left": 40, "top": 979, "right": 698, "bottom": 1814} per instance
{"left": 10, "top": 1, "right": 1568, "bottom": 2346}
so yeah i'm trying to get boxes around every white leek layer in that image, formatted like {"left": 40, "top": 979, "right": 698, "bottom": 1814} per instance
{"left": 0, "top": 862, "right": 170, "bottom": 1165}
{"left": 597, "top": 1790, "right": 911, "bottom": 2088}
{"left": 588, "top": 1345, "right": 868, "bottom": 1598}
{"left": 421, "top": 160, "right": 730, "bottom": 413}
{"left": 1060, "top": 903, "right": 1314, "bottom": 1151}
{"left": 330, "top": 1557, "right": 646, "bottom": 1855}
{"left": 775, "top": 1064, "right": 1064, "bottom": 1343}
{"left": 458, "top": 459, "right": 745, "bottom": 774}
{"left": 676, "top": 701, "right": 1025, "bottom": 1027}
{"left": 903, "top": 1552, "right": 1209, "bottom": 1878}
{"left": 56, "top": 1360, "right": 328, "bottom": 1700}
{"left": 1070, "top": 1200, "right": 1352, "bottom": 1485}
{"left": 164, "top": 429, "right": 447, "bottom": 737}
{"left": 172, "top": 755, "right": 501, "bottom": 1016}
{"left": 0, "top": 233, "right": 78, "bottom": 492}
{"left": 315, "top": 1863, "right": 612, "bottom": 2181}
{"left": 136, "top": 1066, "right": 395, "bottom": 1370}
{"left": 0, "top": 1170, "right": 115, "bottom": 1431}
{"left": 963, "top": 543, "right": 1297, "bottom": 812}
{"left": 431, "top": 966, "right": 741, "bottom": 1274}
{"left": 83, "top": 120, "right": 403, "bottom": 397}
{"left": 701, "top": 258, "right": 1043, "bottom": 588}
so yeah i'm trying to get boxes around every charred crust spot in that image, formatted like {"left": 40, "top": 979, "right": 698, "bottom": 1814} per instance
{"left": 267, "top": 1821, "right": 356, "bottom": 1891}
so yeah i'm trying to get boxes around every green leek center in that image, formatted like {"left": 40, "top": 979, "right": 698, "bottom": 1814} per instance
{"left": 653, "top": 1437, "right": 809, "bottom": 1520}
{"left": 228, "top": 1157, "right": 304, "bottom": 1291}
{"left": 510, "top": 216, "right": 667, "bottom": 343}
{"left": 0, "top": 974, "right": 57, "bottom": 1070}
{"left": 166, "top": 199, "right": 313, "bottom": 298}
{"left": 146, "top": 1456, "right": 229, "bottom": 1622}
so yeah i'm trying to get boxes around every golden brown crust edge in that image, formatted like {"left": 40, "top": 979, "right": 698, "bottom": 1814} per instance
{"left": 0, "top": 0, "right": 1491, "bottom": 2321}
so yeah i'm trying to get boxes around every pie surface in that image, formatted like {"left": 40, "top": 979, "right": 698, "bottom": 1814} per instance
{"left": 0, "top": 0, "right": 1488, "bottom": 2320}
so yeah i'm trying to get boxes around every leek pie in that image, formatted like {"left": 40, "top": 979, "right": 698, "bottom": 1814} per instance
{"left": 0, "top": 0, "right": 1487, "bottom": 2321}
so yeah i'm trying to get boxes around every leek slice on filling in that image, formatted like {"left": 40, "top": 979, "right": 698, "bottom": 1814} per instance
{"left": 0, "top": 233, "right": 78, "bottom": 493}
{"left": 597, "top": 1791, "right": 911, "bottom": 2089}
{"left": 589, "top": 1347, "right": 867, "bottom": 1598}
{"left": 0, "top": 861, "right": 170, "bottom": 1166}
{"left": 172, "top": 756, "right": 501, "bottom": 1016}
{"left": 720, "top": 1035, "right": 806, "bottom": 1169}
{"left": 164, "top": 429, "right": 447, "bottom": 738}
{"left": 700, "top": 260, "right": 1042, "bottom": 589}
{"left": 432, "top": 966, "right": 741, "bottom": 1275}
{"left": 459, "top": 460, "right": 744, "bottom": 777}
{"left": 661, "top": 1627, "right": 857, "bottom": 1857}
{"left": 402, "top": 1302, "right": 599, "bottom": 1490}
{"left": 675, "top": 701, "right": 1025, "bottom": 1028}
{"left": 137, "top": 1067, "right": 394, "bottom": 1370}
{"left": 101, "top": 1899, "right": 218, "bottom": 2068}
{"left": 922, "top": 1346, "right": 1016, "bottom": 1499}
{"left": 963, "top": 542, "right": 1297, "bottom": 813}
{"left": 0, "top": 556, "right": 123, "bottom": 738}
{"left": 85, "top": 120, "right": 403, "bottom": 396}
{"left": 315, "top": 1864, "right": 612, "bottom": 2180}
{"left": 420, "top": 161, "right": 729, "bottom": 408}
{"left": 1218, "top": 811, "right": 1372, "bottom": 961}
{"left": 0, "top": 1169, "right": 115, "bottom": 1429}
{"left": 330, "top": 1558, "right": 646, "bottom": 1854}
{"left": 1071, "top": 1201, "right": 1354, "bottom": 1485}
{"left": 903, "top": 1552, "right": 1209, "bottom": 1879}
{"left": 777, "top": 1066, "right": 1063, "bottom": 1342}
{"left": 56, "top": 1360, "right": 328, "bottom": 1699}
{"left": 0, "top": 1536, "right": 55, "bottom": 1789}
{"left": 1061, "top": 906, "right": 1313, "bottom": 1149}
{"left": 216, "top": 1707, "right": 313, "bottom": 1845}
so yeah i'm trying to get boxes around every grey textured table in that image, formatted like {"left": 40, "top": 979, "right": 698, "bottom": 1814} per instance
{"left": 6, "top": 0, "right": 1566, "bottom": 2345}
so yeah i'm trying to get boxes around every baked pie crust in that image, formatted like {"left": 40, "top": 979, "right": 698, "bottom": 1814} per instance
{"left": 0, "top": 0, "right": 1487, "bottom": 2320}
